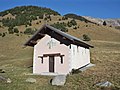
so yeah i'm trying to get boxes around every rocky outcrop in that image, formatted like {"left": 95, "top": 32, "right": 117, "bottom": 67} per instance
{"left": 83, "top": 16, "right": 120, "bottom": 26}
{"left": 51, "top": 75, "right": 66, "bottom": 86}
{"left": 25, "top": 78, "right": 36, "bottom": 83}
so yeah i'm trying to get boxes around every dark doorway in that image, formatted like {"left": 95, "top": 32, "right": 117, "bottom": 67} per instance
{"left": 49, "top": 56, "right": 54, "bottom": 72}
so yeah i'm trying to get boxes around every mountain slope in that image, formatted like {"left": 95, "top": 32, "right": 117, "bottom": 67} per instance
{"left": 0, "top": 6, "right": 60, "bottom": 28}
{"left": 0, "top": 6, "right": 60, "bottom": 17}
{"left": 0, "top": 6, "right": 120, "bottom": 90}
{"left": 64, "top": 13, "right": 97, "bottom": 24}
{"left": 83, "top": 16, "right": 120, "bottom": 27}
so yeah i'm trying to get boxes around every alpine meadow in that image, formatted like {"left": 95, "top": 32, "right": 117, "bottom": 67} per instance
{"left": 0, "top": 6, "right": 120, "bottom": 90}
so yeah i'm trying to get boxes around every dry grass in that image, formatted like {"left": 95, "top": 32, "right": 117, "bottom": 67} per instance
{"left": 0, "top": 15, "right": 120, "bottom": 90}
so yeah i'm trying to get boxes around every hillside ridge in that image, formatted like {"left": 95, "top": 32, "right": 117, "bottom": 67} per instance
{"left": 0, "top": 5, "right": 120, "bottom": 41}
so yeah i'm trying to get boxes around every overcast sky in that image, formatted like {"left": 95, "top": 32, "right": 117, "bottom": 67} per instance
{"left": 0, "top": 0, "right": 120, "bottom": 18}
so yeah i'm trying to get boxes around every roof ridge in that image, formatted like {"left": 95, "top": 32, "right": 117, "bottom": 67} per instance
{"left": 25, "top": 24, "right": 94, "bottom": 48}
{"left": 45, "top": 24, "right": 93, "bottom": 48}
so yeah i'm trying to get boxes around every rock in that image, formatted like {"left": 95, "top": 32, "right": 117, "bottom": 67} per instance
{"left": 51, "top": 75, "right": 66, "bottom": 86}
{"left": 0, "top": 76, "right": 12, "bottom": 83}
{"left": 95, "top": 81, "right": 113, "bottom": 87}
{"left": 0, "top": 69, "right": 5, "bottom": 73}
{"left": 6, "top": 78, "right": 12, "bottom": 83}
{"left": 0, "top": 76, "right": 6, "bottom": 82}
{"left": 26, "top": 78, "right": 36, "bottom": 83}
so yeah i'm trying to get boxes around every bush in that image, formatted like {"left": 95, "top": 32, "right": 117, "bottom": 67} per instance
{"left": 24, "top": 28, "right": 36, "bottom": 35}
{"left": 67, "top": 21, "right": 72, "bottom": 27}
{"left": 67, "top": 19, "right": 77, "bottom": 27}
{"left": 70, "top": 19, "right": 77, "bottom": 26}
{"left": 8, "top": 27, "right": 14, "bottom": 34}
{"left": 0, "top": 33, "right": 2, "bottom": 36}
{"left": 51, "top": 23, "right": 68, "bottom": 32}
{"left": 15, "top": 33, "right": 19, "bottom": 36}
{"left": 103, "top": 21, "right": 107, "bottom": 26}
{"left": 86, "top": 25, "right": 88, "bottom": 27}
{"left": 29, "top": 23, "right": 32, "bottom": 26}
{"left": 73, "top": 26, "right": 77, "bottom": 29}
{"left": 58, "top": 18, "right": 61, "bottom": 21}
{"left": 44, "top": 17, "right": 47, "bottom": 20}
{"left": 13, "top": 28, "right": 19, "bottom": 33}
{"left": 82, "top": 34, "right": 91, "bottom": 41}
{"left": 36, "top": 22, "right": 39, "bottom": 24}
{"left": 62, "top": 16, "right": 68, "bottom": 20}
{"left": 2, "top": 33, "right": 5, "bottom": 37}
{"left": 115, "top": 26, "right": 120, "bottom": 30}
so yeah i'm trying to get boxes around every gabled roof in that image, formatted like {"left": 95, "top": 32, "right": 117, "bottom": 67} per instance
{"left": 24, "top": 24, "right": 93, "bottom": 48}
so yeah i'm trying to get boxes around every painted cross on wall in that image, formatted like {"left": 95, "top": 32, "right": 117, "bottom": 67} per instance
{"left": 47, "top": 38, "right": 56, "bottom": 49}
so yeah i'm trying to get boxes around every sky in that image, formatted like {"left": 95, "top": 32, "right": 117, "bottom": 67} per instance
{"left": 0, "top": 0, "right": 120, "bottom": 19}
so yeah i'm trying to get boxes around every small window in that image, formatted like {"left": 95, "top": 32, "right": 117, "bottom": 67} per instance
{"left": 41, "top": 57, "right": 43, "bottom": 64}
{"left": 38, "top": 56, "right": 43, "bottom": 64}
{"left": 60, "top": 56, "right": 63, "bottom": 64}
{"left": 69, "top": 45, "right": 71, "bottom": 49}
{"left": 77, "top": 46, "right": 79, "bottom": 52}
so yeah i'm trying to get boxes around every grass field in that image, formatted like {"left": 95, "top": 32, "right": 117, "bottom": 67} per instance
{"left": 0, "top": 14, "right": 120, "bottom": 89}
{"left": 0, "top": 28, "right": 120, "bottom": 90}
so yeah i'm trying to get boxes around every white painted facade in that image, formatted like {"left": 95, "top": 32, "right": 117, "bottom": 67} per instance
{"left": 33, "top": 34, "right": 90, "bottom": 75}
{"left": 69, "top": 44, "right": 90, "bottom": 71}
{"left": 33, "top": 35, "right": 70, "bottom": 75}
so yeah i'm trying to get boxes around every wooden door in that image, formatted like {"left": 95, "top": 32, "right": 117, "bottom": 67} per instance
{"left": 49, "top": 56, "right": 54, "bottom": 72}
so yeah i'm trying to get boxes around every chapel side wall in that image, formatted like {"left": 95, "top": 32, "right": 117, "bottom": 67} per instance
{"left": 70, "top": 44, "right": 90, "bottom": 70}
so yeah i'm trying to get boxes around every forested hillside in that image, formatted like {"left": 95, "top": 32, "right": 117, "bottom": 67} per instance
{"left": 0, "top": 6, "right": 60, "bottom": 28}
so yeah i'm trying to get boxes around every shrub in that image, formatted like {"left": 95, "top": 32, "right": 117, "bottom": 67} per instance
{"left": 109, "top": 25, "right": 112, "bottom": 27}
{"left": 2, "top": 33, "right": 5, "bottom": 37}
{"left": 24, "top": 28, "right": 36, "bottom": 35}
{"left": 51, "top": 23, "right": 68, "bottom": 32}
{"left": 62, "top": 16, "right": 68, "bottom": 20}
{"left": 67, "top": 19, "right": 77, "bottom": 27}
{"left": 20, "top": 31, "right": 23, "bottom": 34}
{"left": 58, "top": 18, "right": 61, "bottom": 21}
{"left": 8, "top": 27, "right": 14, "bottom": 34}
{"left": 15, "top": 33, "right": 19, "bottom": 36}
{"left": 115, "top": 26, "right": 120, "bottom": 30}
{"left": 70, "top": 19, "right": 77, "bottom": 26}
{"left": 67, "top": 21, "right": 72, "bottom": 27}
{"left": 0, "top": 33, "right": 2, "bottom": 36}
{"left": 13, "top": 28, "right": 19, "bottom": 33}
{"left": 73, "top": 26, "right": 77, "bottom": 29}
{"left": 86, "top": 25, "right": 88, "bottom": 27}
{"left": 44, "top": 17, "right": 47, "bottom": 20}
{"left": 103, "top": 21, "right": 107, "bottom": 26}
{"left": 36, "top": 22, "right": 39, "bottom": 24}
{"left": 29, "top": 23, "right": 32, "bottom": 26}
{"left": 82, "top": 34, "right": 91, "bottom": 41}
